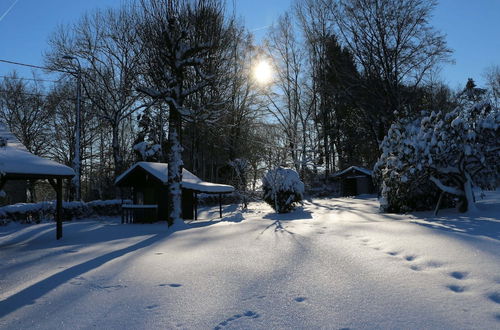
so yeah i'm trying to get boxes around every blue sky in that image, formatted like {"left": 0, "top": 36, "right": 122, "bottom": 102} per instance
{"left": 0, "top": 0, "right": 499, "bottom": 90}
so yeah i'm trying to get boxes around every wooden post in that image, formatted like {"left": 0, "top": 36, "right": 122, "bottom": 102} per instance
{"left": 434, "top": 191, "right": 444, "bottom": 216}
{"left": 194, "top": 192, "right": 198, "bottom": 221}
{"left": 56, "top": 178, "right": 63, "bottom": 240}
{"left": 219, "top": 193, "right": 222, "bottom": 218}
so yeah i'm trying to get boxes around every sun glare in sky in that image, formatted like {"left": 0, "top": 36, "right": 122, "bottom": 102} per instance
{"left": 253, "top": 59, "right": 273, "bottom": 85}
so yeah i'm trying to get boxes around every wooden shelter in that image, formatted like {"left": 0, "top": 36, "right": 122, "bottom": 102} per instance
{"left": 332, "top": 166, "right": 375, "bottom": 196}
{"left": 115, "top": 162, "right": 234, "bottom": 223}
{"left": 0, "top": 123, "right": 75, "bottom": 239}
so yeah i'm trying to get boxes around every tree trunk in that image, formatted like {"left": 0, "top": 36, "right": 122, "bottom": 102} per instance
{"left": 463, "top": 174, "right": 478, "bottom": 213}
{"left": 112, "top": 124, "right": 123, "bottom": 179}
{"left": 167, "top": 107, "right": 183, "bottom": 227}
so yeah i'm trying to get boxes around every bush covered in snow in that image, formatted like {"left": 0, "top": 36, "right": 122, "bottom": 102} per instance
{"left": 375, "top": 96, "right": 500, "bottom": 213}
{"left": 0, "top": 199, "right": 129, "bottom": 225}
{"left": 262, "top": 167, "right": 304, "bottom": 213}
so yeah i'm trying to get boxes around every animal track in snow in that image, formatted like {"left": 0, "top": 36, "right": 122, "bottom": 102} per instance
{"left": 294, "top": 297, "right": 307, "bottom": 302}
{"left": 409, "top": 265, "right": 422, "bottom": 271}
{"left": 159, "top": 283, "right": 182, "bottom": 288}
{"left": 447, "top": 285, "right": 466, "bottom": 293}
{"left": 214, "top": 311, "right": 259, "bottom": 329}
{"left": 386, "top": 251, "right": 400, "bottom": 256}
{"left": 145, "top": 304, "right": 159, "bottom": 310}
{"left": 404, "top": 255, "right": 417, "bottom": 262}
{"left": 450, "top": 271, "right": 468, "bottom": 280}
{"left": 488, "top": 292, "right": 500, "bottom": 304}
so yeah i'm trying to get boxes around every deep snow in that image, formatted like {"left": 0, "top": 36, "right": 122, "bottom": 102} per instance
{"left": 0, "top": 193, "right": 499, "bottom": 329}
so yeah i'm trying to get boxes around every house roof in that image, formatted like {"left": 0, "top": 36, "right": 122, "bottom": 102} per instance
{"left": 332, "top": 166, "right": 373, "bottom": 178}
{"left": 0, "top": 123, "right": 75, "bottom": 179}
{"left": 115, "top": 162, "right": 234, "bottom": 193}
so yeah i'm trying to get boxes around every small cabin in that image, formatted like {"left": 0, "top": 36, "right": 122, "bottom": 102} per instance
{"left": 332, "top": 166, "right": 375, "bottom": 196}
{"left": 115, "top": 162, "right": 234, "bottom": 223}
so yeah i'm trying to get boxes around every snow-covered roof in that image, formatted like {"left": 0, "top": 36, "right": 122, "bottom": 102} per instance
{"left": 0, "top": 123, "right": 75, "bottom": 178}
{"left": 332, "top": 166, "right": 373, "bottom": 178}
{"left": 115, "top": 162, "right": 234, "bottom": 193}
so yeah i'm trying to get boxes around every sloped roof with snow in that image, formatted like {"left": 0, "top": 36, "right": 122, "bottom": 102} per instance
{"left": 0, "top": 123, "right": 75, "bottom": 178}
{"left": 332, "top": 166, "right": 373, "bottom": 178}
{"left": 115, "top": 162, "right": 234, "bottom": 193}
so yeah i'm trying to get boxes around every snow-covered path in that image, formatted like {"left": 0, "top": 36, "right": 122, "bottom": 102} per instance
{"left": 1, "top": 195, "right": 499, "bottom": 329}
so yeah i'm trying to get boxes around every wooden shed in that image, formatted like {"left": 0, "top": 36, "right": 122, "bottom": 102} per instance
{"left": 115, "top": 162, "right": 234, "bottom": 223}
{"left": 0, "top": 123, "right": 75, "bottom": 239}
{"left": 332, "top": 166, "right": 375, "bottom": 196}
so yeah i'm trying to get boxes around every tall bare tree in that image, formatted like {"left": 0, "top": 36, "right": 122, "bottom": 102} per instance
{"left": 333, "top": 0, "right": 452, "bottom": 144}
{"left": 45, "top": 4, "right": 145, "bottom": 180}
{"left": 137, "top": 0, "right": 230, "bottom": 226}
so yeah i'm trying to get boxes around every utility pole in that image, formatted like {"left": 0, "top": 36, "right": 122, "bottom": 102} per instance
{"left": 63, "top": 55, "right": 82, "bottom": 201}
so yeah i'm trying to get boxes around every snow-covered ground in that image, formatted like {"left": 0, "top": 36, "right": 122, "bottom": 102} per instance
{"left": 1, "top": 192, "right": 499, "bottom": 329}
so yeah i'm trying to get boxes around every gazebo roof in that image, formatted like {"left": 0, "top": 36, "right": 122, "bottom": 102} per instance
{"left": 115, "top": 162, "right": 234, "bottom": 193}
{"left": 0, "top": 123, "right": 74, "bottom": 180}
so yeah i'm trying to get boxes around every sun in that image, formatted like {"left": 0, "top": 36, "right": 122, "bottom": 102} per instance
{"left": 253, "top": 59, "right": 273, "bottom": 85}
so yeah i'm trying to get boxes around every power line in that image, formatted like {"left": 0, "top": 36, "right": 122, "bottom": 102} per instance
{"left": 0, "top": 58, "right": 71, "bottom": 74}
{"left": 0, "top": 90, "right": 75, "bottom": 100}
{"left": 0, "top": 75, "right": 62, "bottom": 83}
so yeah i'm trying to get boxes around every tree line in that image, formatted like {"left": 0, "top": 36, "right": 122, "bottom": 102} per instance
{"left": 0, "top": 0, "right": 498, "bottom": 215}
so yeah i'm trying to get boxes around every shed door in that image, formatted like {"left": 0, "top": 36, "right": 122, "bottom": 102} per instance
{"left": 343, "top": 178, "right": 357, "bottom": 196}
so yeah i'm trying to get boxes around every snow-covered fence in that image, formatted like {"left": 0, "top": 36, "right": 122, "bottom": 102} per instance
{"left": 0, "top": 199, "right": 130, "bottom": 225}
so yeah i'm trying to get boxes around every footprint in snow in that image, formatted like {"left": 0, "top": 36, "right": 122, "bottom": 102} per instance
{"left": 447, "top": 285, "right": 466, "bottom": 293}
{"left": 404, "top": 255, "right": 417, "bottom": 262}
{"left": 387, "top": 251, "right": 400, "bottom": 256}
{"left": 214, "top": 311, "right": 259, "bottom": 329}
{"left": 145, "top": 304, "right": 159, "bottom": 310}
{"left": 450, "top": 271, "right": 468, "bottom": 280}
{"left": 409, "top": 265, "right": 421, "bottom": 271}
{"left": 294, "top": 297, "right": 307, "bottom": 302}
{"left": 488, "top": 292, "right": 500, "bottom": 304}
{"left": 159, "top": 283, "right": 182, "bottom": 288}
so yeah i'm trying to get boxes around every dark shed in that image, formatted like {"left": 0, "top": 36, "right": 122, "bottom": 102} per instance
{"left": 115, "top": 162, "right": 234, "bottom": 222}
{"left": 332, "top": 166, "right": 375, "bottom": 196}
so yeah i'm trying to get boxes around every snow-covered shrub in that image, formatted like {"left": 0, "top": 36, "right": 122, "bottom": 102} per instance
{"left": 374, "top": 113, "right": 449, "bottom": 212}
{"left": 0, "top": 199, "right": 129, "bottom": 224}
{"left": 262, "top": 167, "right": 304, "bottom": 213}
{"left": 375, "top": 97, "right": 500, "bottom": 213}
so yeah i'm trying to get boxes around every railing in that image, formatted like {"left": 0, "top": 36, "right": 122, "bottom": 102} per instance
{"left": 121, "top": 204, "right": 158, "bottom": 224}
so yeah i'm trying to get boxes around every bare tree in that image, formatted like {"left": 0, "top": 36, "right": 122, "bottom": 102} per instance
{"left": 137, "top": 0, "right": 230, "bottom": 226}
{"left": 265, "top": 12, "right": 312, "bottom": 176}
{"left": 45, "top": 4, "right": 145, "bottom": 180}
{"left": 0, "top": 72, "right": 53, "bottom": 156}
{"left": 333, "top": 0, "right": 452, "bottom": 144}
